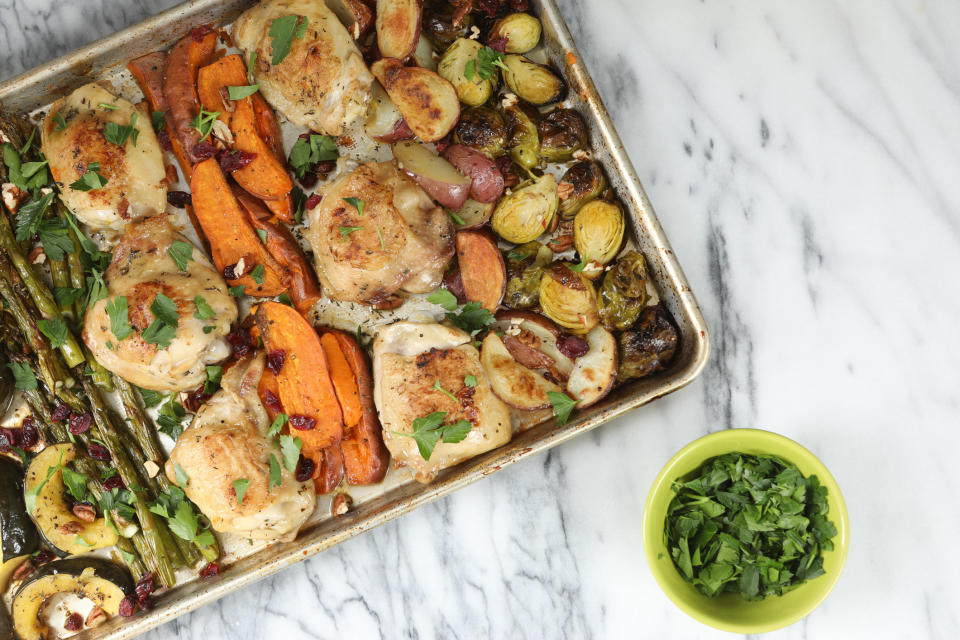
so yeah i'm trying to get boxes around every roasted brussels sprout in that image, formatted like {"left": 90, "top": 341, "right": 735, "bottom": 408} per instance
{"left": 491, "top": 173, "right": 559, "bottom": 244}
{"left": 559, "top": 160, "right": 606, "bottom": 219}
{"left": 503, "top": 102, "right": 539, "bottom": 169}
{"left": 504, "top": 241, "right": 553, "bottom": 309}
{"left": 597, "top": 250, "right": 650, "bottom": 330}
{"left": 538, "top": 108, "right": 587, "bottom": 163}
{"left": 455, "top": 106, "right": 507, "bottom": 157}
{"left": 539, "top": 262, "right": 599, "bottom": 334}
{"left": 617, "top": 305, "right": 679, "bottom": 381}
{"left": 489, "top": 13, "right": 542, "bottom": 53}
{"left": 439, "top": 38, "right": 495, "bottom": 106}
{"left": 574, "top": 200, "right": 624, "bottom": 266}
{"left": 502, "top": 54, "right": 565, "bottom": 105}
{"left": 423, "top": 1, "right": 474, "bottom": 49}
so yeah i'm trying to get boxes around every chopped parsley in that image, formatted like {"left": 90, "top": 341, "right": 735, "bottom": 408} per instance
{"left": 105, "top": 296, "right": 133, "bottom": 341}
{"left": 104, "top": 113, "right": 139, "bottom": 147}
{"left": 268, "top": 15, "right": 309, "bottom": 65}
{"left": 167, "top": 240, "right": 194, "bottom": 272}
{"left": 343, "top": 197, "right": 364, "bottom": 216}
{"left": 546, "top": 391, "right": 577, "bottom": 426}
{"left": 190, "top": 107, "right": 220, "bottom": 141}
{"left": 388, "top": 411, "right": 472, "bottom": 461}
{"left": 69, "top": 162, "right": 108, "bottom": 191}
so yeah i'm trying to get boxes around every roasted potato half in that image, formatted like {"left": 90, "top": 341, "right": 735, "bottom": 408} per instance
{"left": 371, "top": 58, "right": 460, "bottom": 142}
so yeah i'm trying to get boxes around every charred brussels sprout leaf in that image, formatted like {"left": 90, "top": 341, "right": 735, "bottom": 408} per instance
{"left": 455, "top": 106, "right": 507, "bottom": 157}
{"left": 617, "top": 305, "right": 679, "bottom": 381}
{"left": 423, "top": 2, "right": 474, "bottom": 49}
{"left": 504, "top": 241, "right": 553, "bottom": 309}
{"left": 598, "top": 250, "right": 650, "bottom": 331}
{"left": 538, "top": 108, "right": 587, "bottom": 163}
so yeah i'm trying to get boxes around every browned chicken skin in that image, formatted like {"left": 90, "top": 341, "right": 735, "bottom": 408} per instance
{"left": 306, "top": 161, "right": 455, "bottom": 304}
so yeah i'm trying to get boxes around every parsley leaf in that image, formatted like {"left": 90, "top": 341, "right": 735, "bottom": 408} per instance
{"left": 36, "top": 219, "right": 74, "bottom": 261}
{"left": 14, "top": 192, "right": 55, "bottom": 242}
{"left": 204, "top": 365, "right": 223, "bottom": 394}
{"left": 229, "top": 285, "right": 245, "bottom": 298}
{"left": 174, "top": 462, "right": 189, "bottom": 487}
{"left": 150, "top": 293, "right": 179, "bottom": 326}
{"left": 38, "top": 317, "right": 69, "bottom": 348}
{"left": 24, "top": 450, "right": 64, "bottom": 513}
{"left": 157, "top": 397, "right": 187, "bottom": 440}
{"left": 61, "top": 466, "right": 88, "bottom": 502}
{"left": 432, "top": 380, "right": 458, "bottom": 402}
{"left": 268, "top": 454, "right": 282, "bottom": 491}
{"left": 233, "top": 478, "right": 251, "bottom": 505}
{"left": 278, "top": 435, "right": 302, "bottom": 472}
{"left": 53, "top": 113, "right": 67, "bottom": 131}
{"left": 464, "top": 374, "right": 478, "bottom": 387}
{"left": 547, "top": 391, "right": 577, "bottom": 426}
{"left": 447, "top": 301, "right": 495, "bottom": 336}
{"left": 167, "top": 240, "right": 194, "bottom": 272}
{"left": 268, "top": 15, "right": 309, "bottom": 65}
{"left": 85, "top": 268, "right": 109, "bottom": 310}
{"left": 104, "top": 113, "right": 139, "bottom": 147}
{"left": 227, "top": 84, "right": 260, "bottom": 100}
{"left": 288, "top": 133, "right": 336, "bottom": 178}
{"left": 152, "top": 110, "right": 166, "bottom": 132}
{"left": 54, "top": 287, "right": 84, "bottom": 308}
{"left": 292, "top": 187, "right": 307, "bottom": 223}
{"left": 190, "top": 107, "right": 220, "bottom": 141}
{"left": 267, "top": 413, "right": 288, "bottom": 438}
{"left": 251, "top": 264, "right": 265, "bottom": 285}
{"left": 7, "top": 362, "right": 36, "bottom": 391}
{"left": 426, "top": 288, "right": 458, "bottom": 311}
{"left": 343, "top": 197, "right": 364, "bottom": 216}
{"left": 467, "top": 47, "right": 509, "bottom": 81}
{"left": 255, "top": 228, "right": 268, "bottom": 243}
{"left": 193, "top": 295, "right": 216, "bottom": 320}
{"left": 387, "top": 411, "right": 473, "bottom": 460}
{"left": 69, "top": 162, "right": 108, "bottom": 191}
{"left": 136, "top": 386, "right": 165, "bottom": 408}
{"left": 105, "top": 296, "right": 133, "bottom": 341}
{"left": 339, "top": 225, "right": 363, "bottom": 239}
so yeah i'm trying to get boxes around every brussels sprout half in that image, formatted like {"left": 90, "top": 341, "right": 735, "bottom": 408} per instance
{"left": 455, "top": 106, "right": 507, "bottom": 157}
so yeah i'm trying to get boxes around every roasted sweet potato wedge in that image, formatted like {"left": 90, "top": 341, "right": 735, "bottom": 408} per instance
{"left": 163, "top": 29, "right": 218, "bottom": 165}
{"left": 190, "top": 158, "right": 286, "bottom": 296}
{"left": 319, "top": 332, "right": 362, "bottom": 428}
{"left": 230, "top": 97, "right": 293, "bottom": 204}
{"left": 232, "top": 185, "right": 322, "bottom": 311}
{"left": 197, "top": 54, "right": 247, "bottom": 128}
{"left": 376, "top": 0, "right": 422, "bottom": 60}
{"left": 370, "top": 58, "right": 459, "bottom": 142}
{"left": 455, "top": 230, "right": 506, "bottom": 312}
{"left": 255, "top": 302, "right": 344, "bottom": 456}
{"left": 327, "top": 330, "right": 389, "bottom": 486}
{"left": 252, "top": 93, "right": 285, "bottom": 163}
{"left": 314, "top": 446, "right": 345, "bottom": 494}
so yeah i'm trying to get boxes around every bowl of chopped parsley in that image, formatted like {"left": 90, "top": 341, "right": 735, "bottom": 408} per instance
{"left": 642, "top": 429, "right": 849, "bottom": 633}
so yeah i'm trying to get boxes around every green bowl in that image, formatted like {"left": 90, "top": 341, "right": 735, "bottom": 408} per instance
{"left": 642, "top": 428, "right": 850, "bottom": 634}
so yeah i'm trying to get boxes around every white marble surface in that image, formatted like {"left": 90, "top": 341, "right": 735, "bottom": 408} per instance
{"left": 2, "top": 1, "right": 959, "bottom": 638}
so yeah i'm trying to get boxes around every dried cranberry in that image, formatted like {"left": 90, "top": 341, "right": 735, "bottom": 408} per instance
{"left": 294, "top": 455, "right": 316, "bottom": 482}
{"left": 199, "top": 562, "right": 220, "bottom": 580}
{"left": 68, "top": 412, "right": 92, "bottom": 435}
{"left": 135, "top": 573, "right": 154, "bottom": 608}
{"left": 157, "top": 129, "right": 173, "bottom": 151}
{"left": 51, "top": 403, "right": 71, "bottom": 422}
{"left": 118, "top": 595, "right": 137, "bottom": 617}
{"left": 263, "top": 389, "right": 284, "bottom": 415}
{"left": 442, "top": 267, "right": 467, "bottom": 303}
{"left": 476, "top": 0, "right": 499, "bottom": 18}
{"left": 32, "top": 549, "right": 55, "bottom": 565}
{"left": 288, "top": 414, "right": 317, "bottom": 431}
{"left": 167, "top": 191, "right": 191, "bottom": 208}
{"left": 509, "top": 0, "right": 529, "bottom": 10}
{"left": 305, "top": 193, "right": 322, "bottom": 210}
{"left": 556, "top": 333, "right": 590, "bottom": 359}
{"left": 192, "top": 141, "right": 217, "bottom": 160}
{"left": 103, "top": 474, "right": 124, "bottom": 490}
{"left": 18, "top": 417, "right": 38, "bottom": 449}
{"left": 299, "top": 170, "right": 320, "bottom": 190}
{"left": 87, "top": 442, "right": 111, "bottom": 462}
{"left": 487, "top": 36, "right": 508, "bottom": 52}
{"left": 266, "top": 350, "right": 286, "bottom": 375}
{"left": 227, "top": 330, "right": 253, "bottom": 357}
{"left": 190, "top": 25, "right": 212, "bottom": 42}
{"left": 0, "top": 428, "right": 14, "bottom": 453}
{"left": 312, "top": 160, "right": 336, "bottom": 176}
{"left": 222, "top": 263, "right": 237, "bottom": 280}
{"left": 64, "top": 612, "right": 83, "bottom": 631}
{"left": 218, "top": 149, "right": 257, "bottom": 172}
{"left": 183, "top": 385, "right": 212, "bottom": 413}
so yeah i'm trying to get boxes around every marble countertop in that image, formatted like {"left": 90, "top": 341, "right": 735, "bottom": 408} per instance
{"left": 2, "top": 0, "right": 957, "bottom": 638}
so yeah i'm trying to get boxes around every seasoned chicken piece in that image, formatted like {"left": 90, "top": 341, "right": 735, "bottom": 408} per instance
{"left": 41, "top": 83, "right": 167, "bottom": 231}
{"left": 83, "top": 215, "right": 236, "bottom": 392}
{"left": 372, "top": 322, "right": 512, "bottom": 483}
{"left": 306, "top": 161, "right": 454, "bottom": 304}
{"left": 232, "top": 0, "right": 374, "bottom": 136}
{"left": 166, "top": 353, "right": 315, "bottom": 541}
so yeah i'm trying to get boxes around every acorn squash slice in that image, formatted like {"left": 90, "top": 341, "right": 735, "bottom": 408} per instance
{"left": 0, "top": 456, "right": 40, "bottom": 563}
{"left": 12, "top": 557, "right": 133, "bottom": 640}
{"left": 23, "top": 444, "right": 118, "bottom": 556}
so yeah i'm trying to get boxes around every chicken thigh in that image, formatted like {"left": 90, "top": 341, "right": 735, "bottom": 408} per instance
{"left": 83, "top": 215, "right": 236, "bottom": 391}
{"left": 372, "top": 322, "right": 512, "bottom": 483}
{"left": 166, "top": 353, "right": 316, "bottom": 542}
{"left": 306, "top": 161, "right": 454, "bottom": 304}
{"left": 232, "top": 0, "right": 373, "bottom": 136}
{"left": 41, "top": 83, "right": 167, "bottom": 231}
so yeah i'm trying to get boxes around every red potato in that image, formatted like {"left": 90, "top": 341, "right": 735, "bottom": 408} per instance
{"left": 442, "top": 144, "right": 505, "bottom": 204}
{"left": 376, "top": 0, "right": 422, "bottom": 60}
{"left": 393, "top": 140, "right": 470, "bottom": 209}
{"left": 455, "top": 230, "right": 505, "bottom": 312}
{"left": 565, "top": 325, "right": 617, "bottom": 408}
{"left": 480, "top": 332, "right": 561, "bottom": 410}
{"left": 370, "top": 58, "right": 460, "bottom": 142}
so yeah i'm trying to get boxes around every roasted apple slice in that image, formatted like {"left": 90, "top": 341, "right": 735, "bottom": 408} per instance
{"left": 371, "top": 58, "right": 460, "bottom": 142}
{"left": 480, "top": 332, "right": 561, "bottom": 410}
{"left": 566, "top": 325, "right": 618, "bottom": 408}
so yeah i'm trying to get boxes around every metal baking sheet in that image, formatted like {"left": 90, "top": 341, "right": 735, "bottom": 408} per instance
{"left": 0, "top": 0, "right": 710, "bottom": 637}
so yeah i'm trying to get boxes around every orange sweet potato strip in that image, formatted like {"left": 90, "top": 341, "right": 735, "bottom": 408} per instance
{"left": 319, "top": 332, "right": 362, "bottom": 428}
{"left": 190, "top": 159, "right": 286, "bottom": 296}
{"left": 314, "top": 446, "right": 345, "bottom": 494}
{"left": 254, "top": 302, "right": 344, "bottom": 457}
{"left": 329, "top": 330, "right": 389, "bottom": 485}
{"left": 230, "top": 96, "right": 294, "bottom": 208}
{"left": 197, "top": 54, "right": 248, "bottom": 128}
{"left": 252, "top": 93, "right": 285, "bottom": 163}
{"left": 163, "top": 29, "right": 218, "bottom": 165}
{"left": 231, "top": 185, "right": 322, "bottom": 311}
